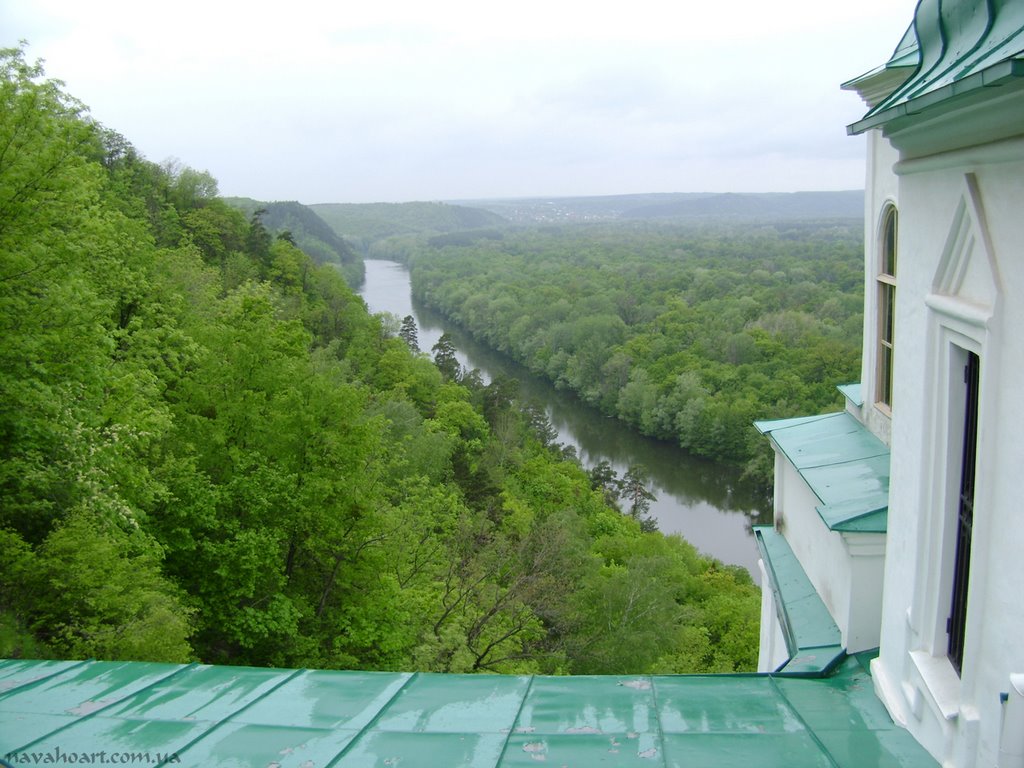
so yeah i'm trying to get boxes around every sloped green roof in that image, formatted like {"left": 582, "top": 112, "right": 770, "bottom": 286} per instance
{"left": 755, "top": 412, "right": 889, "bottom": 533}
{"left": 850, "top": 0, "right": 1024, "bottom": 133}
{"left": 754, "top": 527, "right": 845, "bottom": 676}
{"left": 837, "top": 382, "right": 863, "bottom": 408}
{"left": 0, "top": 657, "right": 938, "bottom": 767}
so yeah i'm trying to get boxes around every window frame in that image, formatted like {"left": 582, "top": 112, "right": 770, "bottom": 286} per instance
{"left": 875, "top": 205, "right": 898, "bottom": 411}
{"left": 946, "top": 350, "right": 979, "bottom": 675}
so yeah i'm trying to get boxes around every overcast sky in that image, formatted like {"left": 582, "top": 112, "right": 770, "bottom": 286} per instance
{"left": 3, "top": 0, "right": 919, "bottom": 204}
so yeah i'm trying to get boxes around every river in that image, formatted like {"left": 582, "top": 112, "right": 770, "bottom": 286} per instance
{"left": 359, "top": 259, "right": 771, "bottom": 580}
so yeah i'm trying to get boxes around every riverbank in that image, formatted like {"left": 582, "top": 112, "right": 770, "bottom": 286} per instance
{"left": 360, "top": 259, "right": 770, "bottom": 579}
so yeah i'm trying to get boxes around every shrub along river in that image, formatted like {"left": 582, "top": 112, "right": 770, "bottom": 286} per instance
{"left": 359, "top": 259, "right": 771, "bottom": 580}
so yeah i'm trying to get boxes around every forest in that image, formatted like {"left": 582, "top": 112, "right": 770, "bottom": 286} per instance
{"left": 0, "top": 46, "right": 759, "bottom": 675}
{"left": 405, "top": 222, "right": 864, "bottom": 483}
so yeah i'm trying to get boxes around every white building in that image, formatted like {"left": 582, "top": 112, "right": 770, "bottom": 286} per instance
{"left": 756, "top": 1, "right": 1024, "bottom": 766}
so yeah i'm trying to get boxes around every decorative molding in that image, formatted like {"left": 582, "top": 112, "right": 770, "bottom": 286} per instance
{"left": 893, "top": 133, "right": 1024, "bottom": 175}
{"left": 929, "top": 173, "right": 1000, "bottom": 317}
{"left": 841, "top": 532, "right": 887, "bottom": 557}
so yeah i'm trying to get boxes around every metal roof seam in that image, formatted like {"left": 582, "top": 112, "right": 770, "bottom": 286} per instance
{"left": 647, "top": 675, "right": 670, "bottom": 768}
{"left": 494, "top": 673, "right": 536, "bottom": 766}
{"left": 902, "top": 0, "right": 996, "bottom": 103}
{"left": 0, "top": 659, "right": 93, "bottom": 701}
{"left": 170, "top": 666, "right": 305, "bottom": 766}
{"left": 2, "top": 661, "right": 200, "bottom": 758}
{"left": 766, "top": 675, "right": 843, "bottom": 768}
{"left": 324, "top": 671, "right": 421, "bottom": 768}
{"left": 795, "top": 450, "right": 891, "bottom": 472}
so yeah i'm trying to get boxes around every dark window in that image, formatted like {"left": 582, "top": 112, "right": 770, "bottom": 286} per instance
{"left": 947, "top": 351, "right": 979, "bottom": 675}
{"left": 877, "top": 207, "right": 897, "bottom": 408}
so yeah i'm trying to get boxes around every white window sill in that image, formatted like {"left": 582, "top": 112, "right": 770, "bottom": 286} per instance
{"left": 909, "top": 649, "right": 961, "bottom": 721}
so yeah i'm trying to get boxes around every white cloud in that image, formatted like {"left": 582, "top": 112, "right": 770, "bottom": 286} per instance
{"left": 1, "top": 0, "right": 919, "bottom": 202}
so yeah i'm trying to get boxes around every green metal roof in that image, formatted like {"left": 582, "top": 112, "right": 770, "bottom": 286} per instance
{"left": 0, "top": 657, "right": 938, "bottom": 767}
{"left": 755, "top": 412, "right": 890, "bottom": 533}
{"left": 849, "top": 0, "right": 1024, "bottom": 134}
{"left": 754, "top": 527, "right": 845, "bottom": 676}
{"left": 837, "top": 383, "right": 863, "bottom": 408}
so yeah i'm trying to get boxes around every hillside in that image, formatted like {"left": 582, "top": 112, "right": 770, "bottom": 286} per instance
{"left": 310, "top": 201, "right": 508, "bottom": 250}
{"left": 224, "top": 197, "right": 363, "bottom": 283}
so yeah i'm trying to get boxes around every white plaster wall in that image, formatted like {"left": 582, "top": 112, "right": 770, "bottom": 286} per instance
{"left": 870, "top": 105, "right": 1024, "bottom": 766}
{"left": 777, "top": 459, "right": 847, "bottom": 629}
{"left": 757, "top": 559, "right": 790, "bottom": 673}
{"left": 775, "top": 458, "right": 885, "bottom": 654}
{"left": 842, "top": 534, "right": 886, "bottom": 653}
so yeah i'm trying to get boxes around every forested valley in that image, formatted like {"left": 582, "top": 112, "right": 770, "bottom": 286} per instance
{"left": 394, "top": 222, "right": 864, "bottom": 484}
{"left": 0, "top": 47, "right": 760, "bottom": 674}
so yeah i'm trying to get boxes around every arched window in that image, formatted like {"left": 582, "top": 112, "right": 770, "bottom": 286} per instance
{"left": 877, "top": 206, "right": 897, "bottom": 409}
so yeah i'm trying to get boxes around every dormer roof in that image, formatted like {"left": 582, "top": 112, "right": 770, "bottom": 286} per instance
{"left": 842, "top": 24, "right": 921, "bottom": 109}
{"left": 847, "top": 0, "right": 1024, "bottom": 134}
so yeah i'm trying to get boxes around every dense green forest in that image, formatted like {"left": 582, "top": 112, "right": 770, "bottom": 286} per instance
{"left": 0, "top": 47, "right": 759, "bottom": 674}
{"left": 222, "top": 198, "right": 364, "bottom": 284}
{"left": 403, "top": 223, "right": 864, "bottom": 483}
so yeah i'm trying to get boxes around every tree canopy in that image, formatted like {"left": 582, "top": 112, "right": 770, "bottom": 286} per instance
{"left": 405, "top": 222, "right": 863, "bottom": 483}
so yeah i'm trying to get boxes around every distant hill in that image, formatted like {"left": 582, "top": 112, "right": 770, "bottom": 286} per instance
{"left": 300, "top": 192, "right": 863, "bottom": 266}
{"left": 223, "top": 197, "right": 361, "bottom": 280}
{"left": 621, "top": 191, "right": 864, "bottom": 220}
{"left": 310, "top": 202, "right": 508, "bottom": 250}
{"left": 458, "top": 191, "right": 864, "bottom": 223}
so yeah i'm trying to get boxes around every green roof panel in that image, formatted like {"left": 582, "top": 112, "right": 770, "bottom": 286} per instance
{"left": 754, "top": 527, "right": 846, "bottom": 676}
{"left": 0, "top": 657, "right": 939, "bottom": 768}
{"left": 375, "top": 672, "right": 530, "bottom": 733}
{"left": 760, "top": 412, "right": 886, "bottom": 471}
{"left": 837, "top": 382, "right": 864, "bottom": 407}
{"left": 233, "top": 669, "right": 412, "bottom": 730}
{"left": 653, "top": 675, "right": 803, "bottom": 733}
{"left": 757, "top": 412, "right": 890, "bottom": 533}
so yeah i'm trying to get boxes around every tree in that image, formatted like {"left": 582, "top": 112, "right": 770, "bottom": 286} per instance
{"left": 588, "top": 460, "right": 622, "bottom": 506}
{"left": 162, "top": 157, "right": 219, "bottom": 210}
{"left": 246, "top": 208, "right": 272, "bottom": 266}
{"left": 621, "top": 465, "right": 658, "bottom": 532}
{"left": 432, "top": 333, "right": 461, "bottom": 381}
{"left": 11, "top": 514, "right": 194, "bottom": 662}
{"left": 522, "top": 400, "right": 558, "bottom": 448}
{"left": 399, "top": 314, "right": 419, "bottom": 351}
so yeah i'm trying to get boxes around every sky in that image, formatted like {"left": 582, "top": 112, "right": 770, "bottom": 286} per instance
{"left": 2, "top": 0, "right": 920, "bottom": 204}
